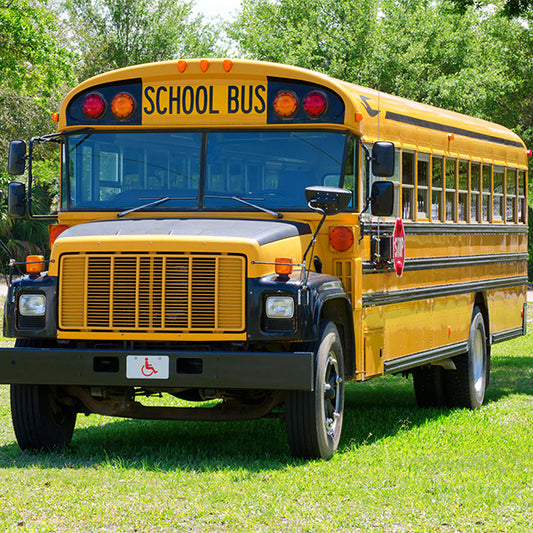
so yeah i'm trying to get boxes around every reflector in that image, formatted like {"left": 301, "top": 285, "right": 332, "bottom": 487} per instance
{"left": 177, "top": 60, "right": 187, "bottom": 73}
{"left": 223, "top": 59, "right": 233, "bottom": 72}
{"left": 273, "top": 92, "right": 298, "bottom": 118}
{"left": 200, "top": 60, "right": 210, "bottom": 72}
{"left": 329, "top": 226, "right": 354, "bottom": 252}
{"left": 82, "top": 93, "right": 105, "bottom": 119}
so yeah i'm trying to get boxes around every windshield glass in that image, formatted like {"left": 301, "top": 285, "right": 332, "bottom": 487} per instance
{"left": 63, "top": 130, "right": 353, "bottom": 211}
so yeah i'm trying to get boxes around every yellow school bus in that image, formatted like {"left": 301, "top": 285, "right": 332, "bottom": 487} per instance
{"left": 2, "top": 59, "right": 529, "bottom": 459}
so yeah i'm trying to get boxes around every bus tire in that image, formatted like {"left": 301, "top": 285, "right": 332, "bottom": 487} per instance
{"left": 444, "top": 308, "right": 488, "bottom": 409}
{"left": 285, "top": 321, "right": 344, "bottom": 460}
{"left": 412, "top": 365, "right": 445, "bottom": 408}
{"left": 10, "top": 341, "right": 77, "bottom": 452}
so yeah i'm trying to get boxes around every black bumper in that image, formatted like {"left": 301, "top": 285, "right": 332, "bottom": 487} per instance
{"left": 0, "top": 347, "right": 314, "bottom": 391}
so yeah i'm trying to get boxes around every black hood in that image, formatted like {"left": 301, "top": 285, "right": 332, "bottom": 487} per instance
{"left": 57, "top": 218, "right": 311, "bottom": 246}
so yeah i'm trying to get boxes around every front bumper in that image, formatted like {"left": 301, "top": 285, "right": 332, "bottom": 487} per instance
{"left": 0, "top": 347, "right": 314, "bottom": 391}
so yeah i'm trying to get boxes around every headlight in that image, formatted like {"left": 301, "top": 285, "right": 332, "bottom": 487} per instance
{"left": 266, "top": 296, "right": 294, "bottom": 318}
{"left": 19, "top": 294, "right": 46, "bottom": 316}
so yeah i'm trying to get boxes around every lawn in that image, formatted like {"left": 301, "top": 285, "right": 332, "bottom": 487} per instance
{"left": 0, "top": 295, "right": 532, "bottom": 532}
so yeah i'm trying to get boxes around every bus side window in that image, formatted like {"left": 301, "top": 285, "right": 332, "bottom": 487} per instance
{"left": 342, "top": 137, "right": 357, "bottom": 209}
{"left": 493, "top": 167, "right": 504, "bottom": 221}
{"left": 506, "top": 168, "right": 517, "bottom": 223}
{"left": 471, "top": 162, "right": 481, "bottom": 222}
{"left": 431, "top": 155, "right": 444, "bottom": 222}
{"left": 458, "top": 161, "right": 469, "bottom": 222}
{"left": 402, "top": 151, "right": 415, "bottom": 220}
{"left": 482, "top": 164, "right": 491, "bottom": 222}
{"left": 518, "top": 169, "right": 526, "bottom": 223}
{"left": 445, "top": 158, "right": 456, "bottom": 222}
{"left": 417, "top": 153, "right": 430, "bottom": 219}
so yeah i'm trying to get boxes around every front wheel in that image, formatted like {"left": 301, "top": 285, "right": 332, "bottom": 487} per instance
{"left": 10, "top": 340, "right": 77, "bottom": 452}
{"left": 285, "top": 321, "right": 345, "bottom": 460}
{"left": 444, "top": 307, "right": 489, "bottom": 409}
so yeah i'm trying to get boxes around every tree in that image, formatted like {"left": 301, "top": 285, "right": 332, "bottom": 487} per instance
{"left": 62, "top": 0, "right": 223, "bottom": 80}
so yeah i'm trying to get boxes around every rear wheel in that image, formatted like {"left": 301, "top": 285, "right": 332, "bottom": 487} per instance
{"left": 10, "top": 340, "right": 77, "bottom": 452}
{"left": 444, "top": 308, "right": 488, "bottom": 409}
{"left": 285, "top": 321, "right": 344, "bottom": 460}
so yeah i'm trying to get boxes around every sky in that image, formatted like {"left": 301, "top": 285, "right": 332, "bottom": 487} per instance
{"left": 193, "top": 0, "right": 243, "bottom": 20}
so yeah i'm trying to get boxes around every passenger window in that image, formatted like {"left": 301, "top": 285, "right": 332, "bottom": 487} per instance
{"left": 402, "top": 152, "right": 415, "bottom": 220}
{"left": 493, "top": 167, "right": 504, "bottom": 221}
{"left": 445, "top": 159, "right": 456, "bottom": 222}
{"left": 470, "top": 163, "right": 481, "bottom": 222}
{"left": 458, "top": 161, "right": 469, "bottom": 221}
{"left": 506, "top": 168, "right": 517, "bottom": 222}
{"left": 417, "top": 153, "right": 430, "bottom": 219}
{"left": 431, "top": 156, "right": 444, "bottom": 221}
{"left": 482, "top": 165, "right": 491, "bottom": 222}
{"left": 518, "top": 170, "right": 526, "bottom": 223}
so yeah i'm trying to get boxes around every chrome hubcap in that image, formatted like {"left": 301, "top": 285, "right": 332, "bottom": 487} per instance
{"left": 472, "top": 327, "right": 485, "bottom": 398}
{"left": 323, "top": 352, "right": 342, "bottom": 437}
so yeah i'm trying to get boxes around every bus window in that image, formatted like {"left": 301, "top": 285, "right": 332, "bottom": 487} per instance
{"left": 342, "top": 137, "right": 357, "bottom": 210}
{"left": 402, "top": 151, "right": 415, "bottom": 220}
{"left": 431, "top": 155, "right": 444, "bottom": 221}
{"left": 417, "top": 153, "right": 430, "bottom": 219}
{"left": 493, "top": 167, "right": 504, "bottom": 220}
{"left": 482, "top": 164, "right": 491, "bottom": 222}
{"left": 458, "top": 161, "right": 469, "bottom": 222}
{"left": 506, "top": 168, "right": 517, "bottom": 222}
{"left": 518, "top": 169, "right": 526, "bottom": 223}
{"left": 445, "top": 159, "right": 456, "bottom": 221}
{"left": 471, "top": 162, "right": 481, "bottom": 222}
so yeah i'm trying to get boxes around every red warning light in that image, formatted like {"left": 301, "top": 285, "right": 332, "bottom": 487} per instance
{"left": 303, "top": 91, "right": 327, "bottom": 118}
{"left": 82, "top": 93, "right": 105, "bottom": 119}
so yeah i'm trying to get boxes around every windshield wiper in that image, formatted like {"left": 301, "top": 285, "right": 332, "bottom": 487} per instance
{"left": 117, "top": 196, "right": 196, "bottom": 218}
{"left": 205, "top": 195, "right": 283, "bottom": 219}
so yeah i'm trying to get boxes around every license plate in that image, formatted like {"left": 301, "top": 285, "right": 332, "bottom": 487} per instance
{"left": 126, "top": 355, "right": 169, "bottom": 379}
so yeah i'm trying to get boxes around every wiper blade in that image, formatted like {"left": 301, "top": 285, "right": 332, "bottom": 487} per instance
{"left": 205, "top": 195, "right": 283, "bottom": 219}
{"left": 117, "top": 196, "right": 196, "bottom": 218}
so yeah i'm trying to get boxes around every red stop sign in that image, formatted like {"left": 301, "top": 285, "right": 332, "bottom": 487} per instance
{"left": 393, "top": 218, "right": 405, "bottom": 277}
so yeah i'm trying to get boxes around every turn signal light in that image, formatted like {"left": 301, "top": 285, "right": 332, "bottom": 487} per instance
{"left": 52, "top": 112, "right": 59, "bottom": 123}
{"left": 26, "top": 255, "right": 45, "bottom": 274}
{"left": 329, "top": 226, "right": 354, "bottom": 252}
{"left": 526, "top": 150, "right": 532, "bottom": 157}
{"left": 49, "top": 224, "right": 69, "bottom": 247}
{"left": 275, "top": 257, "right": 294, "bottom": 275}
{"left": 82, "top": 93, "right": 105, "bottom": 119}
{"left": 111, "top": 92, "right": 135, "bottom": 118}
{"left": 273, "top": 91, "right": 298, "bottom": 118}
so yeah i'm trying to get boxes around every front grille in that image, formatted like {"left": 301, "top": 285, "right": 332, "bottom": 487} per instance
{"left": 59, "top": 253, "right": 245, "bottom": 332}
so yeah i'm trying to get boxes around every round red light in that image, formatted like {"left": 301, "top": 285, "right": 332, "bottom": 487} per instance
{"left": 82, "top": 93, "right": 105, "bottom": 119}
{"left": 111, "top": 92, "right": 135, "bottom": 119}
{"left": 329, "top": 226, "right": 354, "bottom": 252}
{"left": 303, "top": 91, "right": 327, "bottom": 118}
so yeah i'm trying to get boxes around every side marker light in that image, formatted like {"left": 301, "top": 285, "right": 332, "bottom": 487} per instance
{"left": 26, "top": 255, "right": 45, "bottom": 274}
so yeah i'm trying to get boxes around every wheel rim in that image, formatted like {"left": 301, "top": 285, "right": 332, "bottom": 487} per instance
{"left": 323, "top": 351, "right": 342, "bottom": 437}
{"left": 472, "top": 326, "right": 485, "bottom": 398}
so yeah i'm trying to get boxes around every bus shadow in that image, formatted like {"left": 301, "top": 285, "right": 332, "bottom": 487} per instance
{"left": 0, "top": 356, "right": 530, "bottom": 470}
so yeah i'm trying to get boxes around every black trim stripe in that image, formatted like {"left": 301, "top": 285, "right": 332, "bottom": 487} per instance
{"left": 385, "top": 111, "right": 525, "bottom": 149}
{"left": 364, "top": 252, "right": 527, "bottom": 275}
{"left": 491, "top": 327, "right": 524, "bottom": 344}
{"left": 362, "top": 275, "right": 527, "bottom": 307}
{"left": 383, "top": 341, "right": 468, "bottom": 374}
{"left": 363, "top": 220, "right": 528, "bottom": 236}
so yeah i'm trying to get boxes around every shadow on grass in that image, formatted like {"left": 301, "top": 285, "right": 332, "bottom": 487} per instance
{"left": 0, "top": 354, "right": 531, "bottom": 470}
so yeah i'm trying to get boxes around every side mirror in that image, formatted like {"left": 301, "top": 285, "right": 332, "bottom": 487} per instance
{"left": 372, "top": 141, "right": 395, "bottom": 178}
{"left": 371, "top": 181, "right": 394, "bottom": 217}
{"left": 7, "top": 140, "right": 27, "bottom": 175}
{"left": 305, "top": 186, "right": 352, "bottom": 215}
{"left": 8, "top": 182, "right": 27, "bottom": 218}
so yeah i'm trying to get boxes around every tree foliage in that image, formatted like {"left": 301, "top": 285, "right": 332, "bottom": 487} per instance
{"left": 62, "top": 0, "right": 223, "bottom": 79}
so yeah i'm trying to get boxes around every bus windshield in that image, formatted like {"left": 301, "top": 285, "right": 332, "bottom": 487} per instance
{"left": 63, "top": 130, "right": 353, "bottom": 211}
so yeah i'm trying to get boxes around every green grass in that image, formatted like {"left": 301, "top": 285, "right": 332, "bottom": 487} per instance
{"left": 0, "top": 298, "right": 532, "bottom": 531}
